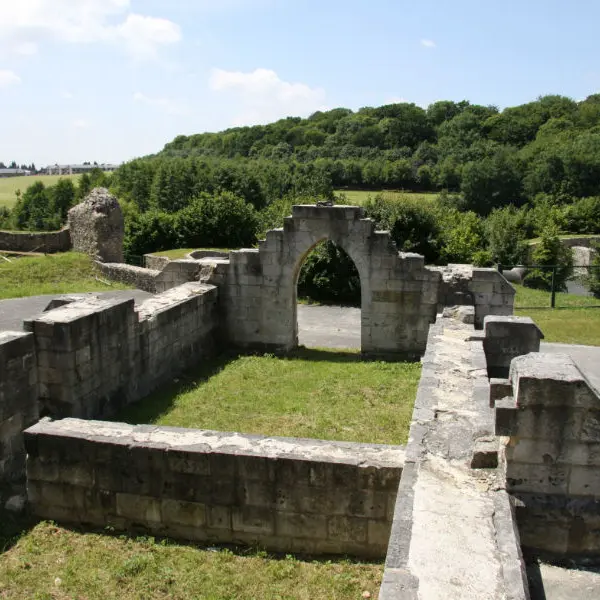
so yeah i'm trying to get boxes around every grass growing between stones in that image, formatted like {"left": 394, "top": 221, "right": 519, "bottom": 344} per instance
{"left": 116, "top": 348, "right": 419, "bottom": 445}
{"left": 0, "top": 521, "right": 382, "bottom": 600}
{"left": 0, "top": 252, "right": 129, "bottom": 299}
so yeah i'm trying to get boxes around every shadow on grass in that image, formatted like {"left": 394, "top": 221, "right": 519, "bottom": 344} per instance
{"left": 0, "top": 509, "right": 37, "bottom": 555}
{"left": 113, "top": 347, "right": 367, "bottom": 426}
{"left": 48, "top": 521, "right": 384, "bottom": 566}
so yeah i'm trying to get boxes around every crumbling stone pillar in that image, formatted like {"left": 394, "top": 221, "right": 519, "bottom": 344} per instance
{"left": 495, "top": 353, "right": 600, "bottom": 557}
{"left": 68, "top": 187, "right": 124, "bottom": 262}
{"left": 483, "top": 315, "right": 544, "bottom": 378}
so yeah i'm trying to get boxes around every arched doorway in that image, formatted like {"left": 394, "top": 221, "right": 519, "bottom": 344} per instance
{"left": 295, "top": 240, "right": 362, "bottom": 350}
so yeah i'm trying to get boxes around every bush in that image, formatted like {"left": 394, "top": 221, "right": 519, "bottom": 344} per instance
{"left": 587, "top": 242, "right": 600, "bottom": 298}
{"left": 523, "top": 225, "right": 573, "bottom": 291}
{"left": 484, "top": 206, "right": 529, "bottom": 265}
{"left": 438, "top": 209, "right": 483, "bottom": 264}
{"left": 123, "top": 210, "right": 178, "bottom": 257}
{"left": 175, "top": 191, "right": 258, "bottom": 248}
{"left": 563, "top": 196, "right": 600, "bottom": 234}
{"left": 364, "top": 194, "right": 442, "bottom": 262}
{"left": 298, "top": 241, "right": 361, "bottom": 305}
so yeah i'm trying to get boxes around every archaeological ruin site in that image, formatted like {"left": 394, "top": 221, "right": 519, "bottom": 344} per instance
{"left": 1, "top": 190, "right": 599, "bottom": 599}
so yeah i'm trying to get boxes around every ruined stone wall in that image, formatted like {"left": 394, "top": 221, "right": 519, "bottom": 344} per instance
{"left": 68, "top": 188, "right": 124, "bottom": 262}
{"left": 22, "top": 283, "right": 219, "bottom": 420}
{"left": 495, "top": 352, "right": 600, "bottom": 557}
{"left": 25, "top": 418, "right": 403, "bottom": 558}
{"left": 0, "top": 332, "right": 39, "bottom": 496}
{"left": 379, "top": 312, "right": 529, "bottom": 600}
{"left": 214, "top": 205, "right": 442, "bottom": 359}
{"left": 0, "top": 227, "right": 71, "bottom": 253}
{"left": 97, "top": 259, "right": 202, "bottom": 294}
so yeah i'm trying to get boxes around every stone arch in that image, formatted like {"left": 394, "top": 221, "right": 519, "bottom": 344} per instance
{"left": 222, "top": 205, "right": 442, "bottom": 358}
{"left": 291, "top": 235, "right": 367, "bottom": 346}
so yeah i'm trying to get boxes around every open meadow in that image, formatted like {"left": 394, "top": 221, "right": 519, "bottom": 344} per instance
{"left": 334, "top": 189, "right": 437, "bottom": 205}
{"left": 0, "top": 175, "right": 80, "bottom": 209}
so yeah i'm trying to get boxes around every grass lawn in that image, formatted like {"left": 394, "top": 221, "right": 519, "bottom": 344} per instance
{"left": 0, "top": 175, "right": 80, "bottom": 209}
{"left": 0, "top": 522, "right": 382, "bottom": 600}
{"left": 117, "top": 348, "right": 420, "bottom": 445}
{"left": 0, "top": 252, "right": 129, "bottom": 299}
{"left": 152, "top": 247, "right": 235, "bottom": 260}
{"left": 334, "top": 189, "right": 437, "bottom": 205}
{"left": 513, "top": 284, "right": 600, "bottom": 345}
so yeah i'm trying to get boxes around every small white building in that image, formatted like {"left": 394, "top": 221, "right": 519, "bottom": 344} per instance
{"left": 43, "top": 163, "right": 120, "bottom": 175}
{"left": 0, "top": 168, "right": 31, "bottom": 177}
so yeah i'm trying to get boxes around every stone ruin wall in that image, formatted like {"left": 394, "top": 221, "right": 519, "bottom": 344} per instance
{"left": 67, "top": 187, "right": 124, "bottom": 262}
{"left": 25, "top": 419, "right": 402, "bottom": 558}
{"left": 0, "top": 227, "right": 71, "bottom": 253}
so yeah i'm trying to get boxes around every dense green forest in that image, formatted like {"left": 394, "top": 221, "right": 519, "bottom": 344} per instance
{"left": 3, "top": 94, "right": 600, "bottom": 302}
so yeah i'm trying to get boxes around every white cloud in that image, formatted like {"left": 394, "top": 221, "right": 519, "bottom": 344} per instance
{"left": 72, "top": 118, "right": 90, "bottom": 129}
{"left": 209, "top": 68, "right": 327, "bottom": 126}
{"left": 0, "top": 1, "right": 181, "bottom": 60}
{"left": 0, "top": 70, "right": 21, "bottom": 87}
{"left": 133, "top": 91, "right": 189, "bottom": 116}
{"left": 421, "top": 39, "right": 436, "bottom": 48}
{"left": 61, "top": 90, "right": 74, "bottom": 99}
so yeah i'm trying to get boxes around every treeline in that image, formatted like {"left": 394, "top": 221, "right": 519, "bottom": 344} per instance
{"left": 153, "top": 94, "right": 600, "bottom": 213}
{"left": 0, "top": 169, "right": 111, "bottom": 231}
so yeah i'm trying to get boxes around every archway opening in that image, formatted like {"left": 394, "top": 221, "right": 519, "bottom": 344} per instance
{"left": 296, "top": 240, "right": 362, "bottom": 350}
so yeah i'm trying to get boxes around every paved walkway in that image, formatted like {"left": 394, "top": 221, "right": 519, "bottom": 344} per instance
{"left": 0, "top": 290, "right": 153, "bottom": 332}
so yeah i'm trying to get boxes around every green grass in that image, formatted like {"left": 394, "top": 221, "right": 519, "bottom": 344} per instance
{"left": 0, "top": 175, "right": 81, "bottom": 209}
{"left": 334, "top": 189, "right": 438, "bottom": 205}
{"left": 513, "top": 283, "right": 600, "bottom": 309}
{"left": 0, "top": 252, "right": 129, "bottom": 299}
{"left": 117, "top": 348, "right": 420, "bottom": 445}
{"left": 513, "top": 284, "right": 600, "bottom": 345}
{"left": 527, "top": 233, "right": 600, "bottom": 245}
{"left": 152, "top": 248, "right": 234, "bottom": 259}
{"left": 0, "top": 522, "right": 382, "bottom": 600}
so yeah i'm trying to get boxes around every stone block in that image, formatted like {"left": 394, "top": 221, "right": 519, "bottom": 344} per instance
{"left": 569, "top": 465, "right": 600, "bottom": 496}
{"left": 327, "top": 515, "right": 367, "bottom": 543}
{"left": 232, "top": 506, "right": 275, "bottom": 535}
{"left": 367, "top": 519, "right": 392, "bottom": 547}
{"left": 275, "top": 512, "right": 328, "bottom": 539}
{"left": 506, "top": 462, "right": 570, "bottom": 495}
{"left": 161, "top": 498, "right": 206, "bottom": 527}
{"left": 116, "top": 492, "right": 162, "bottom": 523}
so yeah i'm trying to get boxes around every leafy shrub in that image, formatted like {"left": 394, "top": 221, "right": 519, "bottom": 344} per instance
{"left": 563, "top": 196, "right": 600, "bottom": 234}
{"left": 176, "top": 191, "right": 258, "bottom": 248}
{"left": 438, "top": 209, "right": 483, "bottom": 264}
{"left": 523, "top": 225, "right": 573, "bottom": 291}
{"left": 586, "top": 242, "right": 600, "bottom": 298}
{"left": 123, "top": 210, "right": 178, "bottom": 257}
{"left": 484, "top": 206, "right": 529, "bottom": 265}
{"left": 298, "top": 241, "right": 361, "bottom": 306}
{"left": 364, "top": 194, "right": 442, "bottom": 262}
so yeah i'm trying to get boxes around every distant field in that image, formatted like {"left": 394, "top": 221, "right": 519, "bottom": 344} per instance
{"left": 0, "top": 175, "right": 81, "bottom": 209}
{"left": 334, "top": 189, "right": 438, "bottom": 205}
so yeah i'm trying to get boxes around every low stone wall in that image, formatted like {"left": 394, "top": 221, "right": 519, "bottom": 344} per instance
{"left": 97, "top": 259, "right": 202, "bottom": 294}
{"left": 143, "top": 254, "right": 170, "bottom": 271}
{"left": 96, "top": 262, "right": 161, "bottom": 293}
{"left": 25, "top": 418, "right": 403, "bottom": 558}
{"left": 22, "top": 283, "right": 219, "bottom": 419}
{"left": 495, "top": 352, "right": 600, "bottom": 557}
{"left": 0, "top": 332, "right": 39, "bottom": 501}
{"left": 0, "top": 227, "right": 71, "bottom": 253}
{"left": 380, "top": 312, "right": 529, "bottom": 600}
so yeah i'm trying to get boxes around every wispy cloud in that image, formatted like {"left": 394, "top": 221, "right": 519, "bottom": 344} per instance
{"left": 0, "top": 70, "right": 21, "bottom": 87}
{"left": 209, "top": 67, "right": 327, "bottom": 126}
{"left": 133, "top": 91, "right": 189, "bottom": 116}
{"left": 0, "top": 0, "right": 181, "bottom": 61}
{"left": 421, "top": 39, "right": 436, "bottom": 48}
{"left": 61, "top": 90, "right": 74, "bottom": 100}
{"left": 72, "top": 118, "right": 90, "bottom": 129}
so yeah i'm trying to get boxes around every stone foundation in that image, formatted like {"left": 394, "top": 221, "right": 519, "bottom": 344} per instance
{"left": 0, "top": 227, "right": 71, "bottom": 253}
{"left": 25, "top": 418, "right": 403, "bottom": 558}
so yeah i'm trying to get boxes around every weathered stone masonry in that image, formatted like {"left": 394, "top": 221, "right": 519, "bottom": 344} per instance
{"left": 25, "top": 419, "right": 403, "bottom": 558}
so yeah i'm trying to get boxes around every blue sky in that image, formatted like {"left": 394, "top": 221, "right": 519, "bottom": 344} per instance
{"left": 1, "top": 0, "right": 598, "bottom": 166}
